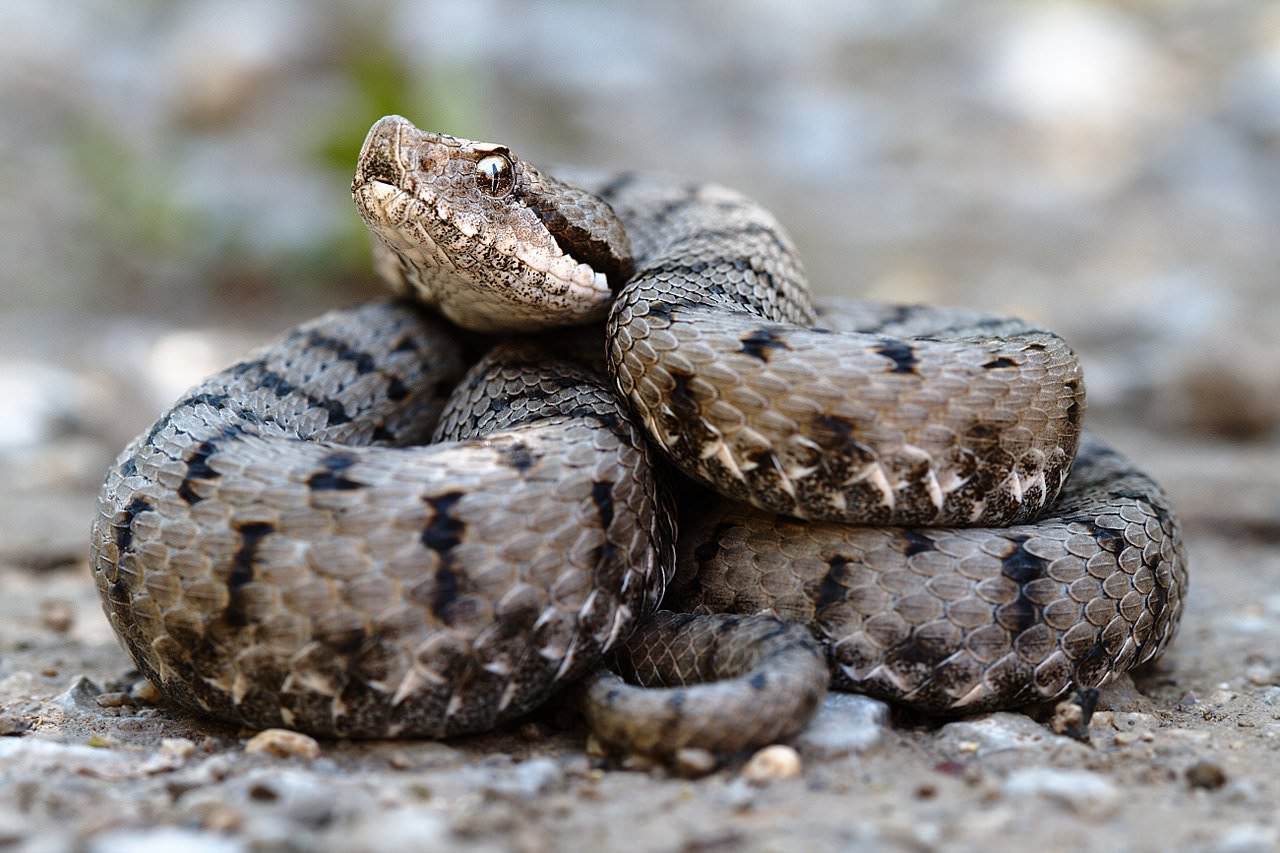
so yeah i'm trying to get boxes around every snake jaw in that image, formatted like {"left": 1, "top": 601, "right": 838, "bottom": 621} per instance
{"left": 352, "top": 115, "right": 625, "bottom": 333}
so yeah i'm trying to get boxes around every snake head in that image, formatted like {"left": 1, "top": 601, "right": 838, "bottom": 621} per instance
{"left": 352, "top": 115, "right": 633, "bottom": 333}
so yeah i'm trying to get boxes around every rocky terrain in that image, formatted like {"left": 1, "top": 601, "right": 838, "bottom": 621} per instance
{"left": 2, "top": 1, "right": 1279, "bottom": 850}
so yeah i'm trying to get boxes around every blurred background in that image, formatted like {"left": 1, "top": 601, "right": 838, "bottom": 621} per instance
{"left": 0, "top": 0, "right": 1277, "bottom": 567}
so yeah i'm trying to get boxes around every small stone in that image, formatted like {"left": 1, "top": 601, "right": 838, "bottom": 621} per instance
{"left": 1050, "top": 697, "right": 1084, "bottom": 736}
{"left": 1003, "top": 768, "right": 1119, "bottom": 816}
{"left": 162, "top": 737, "right": 196, "bottom": 758}
{"left": 504, "top": 757, "right": 564, "bottom": 798}
{"left": 1186, "top": 759, "right": 1228, "bottom": 790}
{"left": 1050, "top": 688, "right": 1099, "bottom": 740}
{"left": 39, "top": 599, "right": 74, "bottom": 633}
{"left": 794, "top": 693, "right": 890, "bottom": 757}
{"left": 672, "top": 747, "right": 718, "bottom": 778}
{"left": 741, "top": 744, "right": 801, "bottom": 784}
{"left": 0, "top": 713, "right": 29, "bottom": 736}
{"left": 130, "top": 679, "right": 163, "bottom": 704}
{"left": 54, "top": 675, "right": 102, "bottom": 711}
{"left": 140, "top": 737, "right": 197, "bottom": 774}
{"left": 937, "top": 713, "right": 1084, "bottom": 760}
{"left": 243, "top": 728, "right": 320, "bottom": 760}
{"left": 95, "top": 692, "right": 132, "bottom": 708}
{"left": 620, "top": 752, "right": 659, "bottom": 772}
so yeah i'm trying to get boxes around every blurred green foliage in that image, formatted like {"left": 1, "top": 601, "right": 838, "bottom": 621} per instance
{"left": 63, "top": 15, "right": 485, "bottom": 314}
{"left": 309, "top": 21, "right": 482, "bottom": 285}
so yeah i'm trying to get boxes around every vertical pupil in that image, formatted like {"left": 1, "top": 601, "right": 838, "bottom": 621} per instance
{"left": 477, "top": 156, "right": 510, "bottom": 195}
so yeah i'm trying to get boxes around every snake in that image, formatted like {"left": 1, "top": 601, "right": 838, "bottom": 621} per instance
{"left": 89, "top": 115, "right": 1187, "bottom": 757}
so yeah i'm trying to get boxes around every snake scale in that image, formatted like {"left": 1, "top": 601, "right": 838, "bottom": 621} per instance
{"left": 90, "top": 115, "right": 1187, "bottom": 757}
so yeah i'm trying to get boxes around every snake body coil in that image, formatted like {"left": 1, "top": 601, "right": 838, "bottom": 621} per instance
{"left": 90, "top": 116, "right": 1186, "bottom": 753}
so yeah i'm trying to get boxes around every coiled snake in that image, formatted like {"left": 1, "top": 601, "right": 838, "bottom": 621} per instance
{"left": 90, "top": 115, "right": 1187, "bottom": 756}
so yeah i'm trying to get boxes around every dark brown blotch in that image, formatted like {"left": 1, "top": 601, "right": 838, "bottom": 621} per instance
{"left": 668, "top": 368, "right": 699, "bottom": 420}
{"left": 114, "top": 496, "right": 154, "bottom": 553}
{"left": 307, "top": 452, "right": 363, "bottom": 491}
{"left": 422, "top": 492, "right": 466, "bottom": 623}
{"left": 872, "top": 339, "right": 919, "bottom": 375}
{"left": 739, "top": 326, "right": 789, "bottom": 362}
{"left": 224, "top": 521, "right": 274, "bottom": 627}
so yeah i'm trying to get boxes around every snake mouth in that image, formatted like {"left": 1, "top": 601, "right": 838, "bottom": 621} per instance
{"left": 353, "top": 180, "right": 409, "bottom": 225}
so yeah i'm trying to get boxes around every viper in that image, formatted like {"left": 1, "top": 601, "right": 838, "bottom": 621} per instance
{"left": 90, "top": 115, "right": 1187, "bottom": 757}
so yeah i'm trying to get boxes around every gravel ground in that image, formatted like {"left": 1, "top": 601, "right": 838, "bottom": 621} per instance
{"left": 0, "top": 316, "right": 1278, "bottom": 853}
{"left": 4, "top": 2, "right": 1280, "bottom": 851}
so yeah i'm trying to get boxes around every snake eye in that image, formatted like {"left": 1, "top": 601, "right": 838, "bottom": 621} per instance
{"left": 475, "top": 154, "right": 514, "bottom": 198}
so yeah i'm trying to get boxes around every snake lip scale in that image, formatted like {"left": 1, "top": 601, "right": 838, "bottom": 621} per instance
{"left": 90, "top": 114, "right": 1187, "bottom": 756}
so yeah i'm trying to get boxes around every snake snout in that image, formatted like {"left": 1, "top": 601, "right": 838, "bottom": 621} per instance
{"left": 354, "top": 114, "right": 412, "bottom": 189}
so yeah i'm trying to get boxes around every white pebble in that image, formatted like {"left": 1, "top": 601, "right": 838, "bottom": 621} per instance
{"left": 243, "top": 728, "right": 321, "bottom": 760}
{"left": 741, "top": 744, "right": 801, "bottom": 784}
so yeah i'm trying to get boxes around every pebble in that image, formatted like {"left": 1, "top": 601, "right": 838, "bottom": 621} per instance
{"left": 501, "top": 757, "right": 564, "bottom": 798}
{"left": 53, "top": 675, "right": 102, "bottom": 711}
{"left": 130, "top": 679, "right": 163, "bottom": 704}
{"left": 794, "top": 693, "right": 890, "bottom": 758}
{"left": 0, "top": 714, "right": 28, "bottom": 736}
{"left": 936, "top": 713, "right": 1081, "bottom": 759}
{"left": 1049, "top": 696, "right": 1086, "bottom": 737}
{"left": 672, "top": 747, "right": 718, "bottom": 778}
{"left": 1186, "top": 760, "right": 1228, "bottom": 790}
{"left": 95, "top": 692, "right": 133, "bottom": 708}
{"left": 139, "top": 738, "right": 198, "bottom": 775}
{"left": 741, "top": 745, "right": 802, "bottom": 784}
{"left": 1002, "top": 768, "right": 1120, "bottom": 816}
{"left": 243, "top": 729, "right": 321, "bottom": 761}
